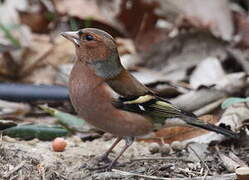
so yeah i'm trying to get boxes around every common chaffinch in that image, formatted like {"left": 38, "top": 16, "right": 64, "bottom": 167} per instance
{"left": 61, "top": 28, "right": 239, "bottom": 170}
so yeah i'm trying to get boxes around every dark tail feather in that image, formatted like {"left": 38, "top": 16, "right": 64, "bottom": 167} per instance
{"left": 185, "top": 117, "right": 240, "bottom": 139}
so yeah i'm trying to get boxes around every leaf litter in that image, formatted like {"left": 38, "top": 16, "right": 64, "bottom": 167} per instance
{"left": 1, "top": 0, "right": 249, "bottom": 179}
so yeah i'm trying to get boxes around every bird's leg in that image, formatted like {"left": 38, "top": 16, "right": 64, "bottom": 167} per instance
{"left": 107, "top": 136, "right": 134, "bottom": 170}
{"left": 86, "top": 137, "right": 134, "bottom": 171}
{"left": 97, "top": 136, "right": 122, "bottom": 163}
{"left": 82, "top": 137, "right": 123, "bottom": 170}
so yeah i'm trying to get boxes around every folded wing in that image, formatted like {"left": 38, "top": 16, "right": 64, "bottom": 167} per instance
{"left": 112, "top": 94, "right": 239, "bottom": 139}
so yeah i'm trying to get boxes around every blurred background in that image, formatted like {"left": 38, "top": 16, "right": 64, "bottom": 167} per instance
{"left": 1, "top": 0, "right": 249, "bottom": 137}
{"left": 1, "top": 0, "right": 249, "bottom": 179}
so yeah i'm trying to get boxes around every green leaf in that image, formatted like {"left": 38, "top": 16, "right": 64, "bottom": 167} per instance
{"left": 39, "top": 105, "right": 89, "bottom": 133}
{"left": 3, "top": 124, "right": 68, "bottom": 140}
{"left": 0, "top": 23, "right": 21, "bottom": 47}
{"left": 221, "top": 97, "right": 249, "bottom": 109}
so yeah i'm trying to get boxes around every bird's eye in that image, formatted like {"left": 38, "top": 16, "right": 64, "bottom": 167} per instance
{"left": 85, "top": 34, "right": 94, "bottom": 41}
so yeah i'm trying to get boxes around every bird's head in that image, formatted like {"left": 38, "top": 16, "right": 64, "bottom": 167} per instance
{"left": 61, "top": 28, "right": 123, "bottom": 79}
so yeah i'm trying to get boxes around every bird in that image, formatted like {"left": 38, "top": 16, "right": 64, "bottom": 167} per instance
{"left": 61, "top": 28, "right": 239, "bottom": 170}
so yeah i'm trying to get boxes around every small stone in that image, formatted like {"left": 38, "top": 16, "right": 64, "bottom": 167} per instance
{"left": 171, "top": 141, "right": 185, "bottom": 151}
{"left": 160, "top": 144, "right": 171, "bottom": 154}
{"left": 134, "top": 167, "right": 146, "bottom": 173}
{"left": 187, "top": 163, "right": 195, "bottom": 170}
{"left": 26, "top": 138, "right": 39, "bottom": 145}
{"left": 2, "top": 136, "right": 16, "bottom": 143}
{"left": 148, "top": 143, "right": 160, "bottom": 154}
{"left": 71, "top": 136, "right": 82, "bottom": 144}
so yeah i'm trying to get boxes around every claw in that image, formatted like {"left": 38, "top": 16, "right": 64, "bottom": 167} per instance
{"left": 81, "top": 136, "right": 134, "bottom": 171}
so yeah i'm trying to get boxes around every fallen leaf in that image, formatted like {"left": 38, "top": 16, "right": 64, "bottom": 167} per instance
{"left": 234, "top": 12, "right": 249, "bottom": 48}
{"left": 0, "top": 99, "right": 30, "bottom": 116}
{"left": 53, "top": 0, "right": 105, "bottom": 22}
{"left": 163, "top": 0, "right": 234, "bottom": 40}
{"left": 3, "top": 124, "right": 69, "bottom": 140}
{"left": 144, "top": 115, "right": 219, "bottom": 144}
{"left": 190, "top": 57, "right": 226, "bottom": 89}
{"left": 219, "top": 102, "right": 249, "bottom": 132}
{"left": 40, "top": 105, "right": 90, "bottom": 133}
{"left": 222, "top": 97, "right": 249, "bottom": 109}
{"left": 0, "top": 120, "right": 17, "bottom": 130}
{"left": 187, "top": 143, "right": 212, "bottom": 162}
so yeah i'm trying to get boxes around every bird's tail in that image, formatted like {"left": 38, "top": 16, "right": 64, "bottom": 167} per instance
{"left": 184, "top": 116, "right": 240, "bottom": 139}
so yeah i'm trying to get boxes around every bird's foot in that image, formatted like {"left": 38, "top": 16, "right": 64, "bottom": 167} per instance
{"left": 95, "top": 154, "right": 112, "bottom": 164}
{"left": 80, "top": 154, "right": 110, "bottom": 169}
{"left": 81, "top": 157, "right": 125, "bottom": 172}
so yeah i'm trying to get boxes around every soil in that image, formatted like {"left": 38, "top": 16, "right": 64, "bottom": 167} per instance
{"left": 0, "top": 135, "right": 248, "bottom": 180}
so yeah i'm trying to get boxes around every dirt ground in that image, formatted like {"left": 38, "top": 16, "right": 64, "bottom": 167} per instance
{"left": 0, "top": 135, "right": 247, "bottom": 180}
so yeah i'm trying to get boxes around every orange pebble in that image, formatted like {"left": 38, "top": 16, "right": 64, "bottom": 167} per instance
{"left": 52, "top": 137, "right": 67, "bottom": 152}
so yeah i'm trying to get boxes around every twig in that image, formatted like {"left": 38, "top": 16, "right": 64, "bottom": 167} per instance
{"left": 112, "top": 169, "right": 172, "bottom": 180}
{"left": 46, "top": 61, "right": 70, "bottom": 84}
{"left": 178, "top": 167, "right": 198, "bottom": 177}
{"left": 132, "top": 157, "right": 191, "bottom": 162}
{"left": 187, "top": 145, "right": 211, "bottom": 174}
{"left": 202, "top": 170, "right": 208, "bottom": 180}
{"left": 134, "top": 13, "right": 148, "bottom": 43}
{"left": 194, "top": 98, "right": 225, "bottom": 116}
{"left": 19, "top": 169, "right": 23, "bottom": 180}
{"left": 3, "top": 161, "right": 26, "bottom": 178}
{"left": 20, "top": 45, "right": 54, "bottom": 78}
{"left": 0, "top": 131, "right": 2, "bottom": 142}
{"left": 216, "top": 146, "right": 240, "bottom": 172}
{"left": 9, "top": 175, "right": 18, "bottom": 180}
{"left": 112, "top": 169, "right": 236, "bottom": 180}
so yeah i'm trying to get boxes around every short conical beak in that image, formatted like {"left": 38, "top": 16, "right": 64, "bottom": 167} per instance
{"left": 60, "top": 31, "right": 80, "bottom": 46}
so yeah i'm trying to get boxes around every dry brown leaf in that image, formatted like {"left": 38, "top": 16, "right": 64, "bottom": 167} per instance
{"left": 23, "top": 35, "right": 75, "bottom": 84}
{"left": 0, "top": 100, "right": 31, "bottom": 116}
{"left": 18, "top": 0, "right": 53, "bottom": 33}
{"left": 19, "top": 11, "right": 50, "bottom": 33}
{"left": 234, "top": 12, "right": 249, "bottom": 48}
{"left": 219, "top": 102, "right": 249, "bottom": 132}
{"left": 44, "top": 35, "right": 75, "bottom": 65}
{"left": 190, "top": 57, "right": 226, "bottom": 89}
{"left": 215, "top": 72, "right": 249, "bottom": 95}
{"left": 143, "top": 115, "right": 218, "bottom": 144}
{"left": 23, "top": 66, "right": 57, "bottom": 84}
{"left": 118, "top": 0, "right": 167, "bottom": 50}
{"left": 0, "top": 0, "right": 28, "bottom": 25}
{"left": 158, "top": 0, "right": 234, "bottom": 40}
{"left": 116, "top": 38, "right": 136, "bottom": 56}
{"left": 99, "top": 0, "right": 168, "bottom": 50}
{"left": 155, "top": 127, "right": 209, "bottom": 144}
{"left": 142, "top": 31, "right": 227, "bottom": 83}
{"left": 53, "top": 0, "right": 105, "bottom": 22}
{"left": 132, "top": 68, "right": 168, "bottom": 84}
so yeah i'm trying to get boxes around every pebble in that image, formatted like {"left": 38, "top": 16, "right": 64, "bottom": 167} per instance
{"left": 160, "top": 143, "right": 171, "bottom": 154}
{"left": 148, "top": 143, "right": 160, "bottom": 154}
{"left": 2, "top": 136, "right": 16, "bottom": 143}
{"left": 171, "top": 141, "right": 185, "bottom": 151}
{"left": 26, "top": 138, "right": 40, "bottom": 145}
{"left": 71, "top": 136, "right": 82, "bottom": 144}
